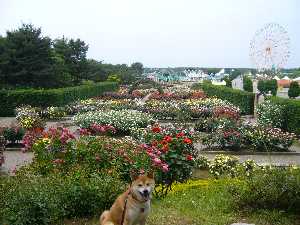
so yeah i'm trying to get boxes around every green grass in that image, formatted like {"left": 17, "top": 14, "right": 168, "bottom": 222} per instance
{"left": 64, "top": 179, "right": 299, "bottom": 225}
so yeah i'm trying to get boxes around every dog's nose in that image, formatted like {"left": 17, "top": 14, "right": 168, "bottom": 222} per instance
{"left": 143, "top": 189, "right": 149, "bottom": 196}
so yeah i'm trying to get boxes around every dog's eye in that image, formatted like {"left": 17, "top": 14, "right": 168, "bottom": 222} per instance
{"left": 146, "top": 183, "right": 150, "bottom": 186}
{"left": 138, "top": 184, "right": 143, "bottom": 187}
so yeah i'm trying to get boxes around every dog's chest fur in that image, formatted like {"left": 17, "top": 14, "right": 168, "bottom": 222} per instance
{"left": 126, "top": 200, "right": 150, "bottom": 225}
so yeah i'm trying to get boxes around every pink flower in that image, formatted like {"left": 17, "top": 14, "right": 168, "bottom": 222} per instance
{"left": 162, "top": 164, "right": 169, "bottom": 172}
{"left": 153, "top": 158, "right": 161, "bottom": 165}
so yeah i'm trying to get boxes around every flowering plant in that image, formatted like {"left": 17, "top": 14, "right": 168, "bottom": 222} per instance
{"left": 79, "top": 123, "right": 116, "bottom": 136}
{"left": 73, "top": 110, "right": 154, "bottom": 134}
{"left": 135, "top": 124, "right": 197, "bottom": 196}
{"left": 209, "top": 154, "right": 239, "bottom": 178}
{"left": 42, "top": 106, "right": 66, "bottom": 120}
{"left": 15, "top": 106, "right": 45, "bottom": 129}
{"left": 256, "top": 100, "right": 284, "bottom": 128}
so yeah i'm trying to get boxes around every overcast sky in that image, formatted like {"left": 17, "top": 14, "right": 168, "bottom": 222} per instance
{"left": 0, "top": 0, "right": 299, "bottom": 68}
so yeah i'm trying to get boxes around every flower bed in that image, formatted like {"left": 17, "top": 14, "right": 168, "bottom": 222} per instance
{"left": 200, "top": 118, "right": 296, "bottom": 152}
{"left": 142, "top": 98, "right": 240, "bottom": 120}
{"left": 73, "top": 109, "right": 155, "bottom": 134}
{"left": 67, "top": 98, "right": 139, "bottom": 114}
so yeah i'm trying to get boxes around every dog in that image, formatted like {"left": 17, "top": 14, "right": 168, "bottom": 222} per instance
{"left": 100, "top": 172, "right": 155, "bottom": 225}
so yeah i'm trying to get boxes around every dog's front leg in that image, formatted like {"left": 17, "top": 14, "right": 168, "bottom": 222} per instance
{"left": 138, "top": 218, "right": 146, "bottom": 225}
{"left": 122, "top": 218, "right": 132, "bottom": 225}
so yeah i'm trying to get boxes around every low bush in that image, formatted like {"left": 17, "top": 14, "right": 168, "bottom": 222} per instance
{"left": 256, "top": 100, "right": 284, "bottom": 128}
{"left": 73, "top": 110, "right": 154, "bottom": 134}
{"left": 267, "top": 96, "right": 300, "bottom": 135}
{"left": 2, "top": 126, "right": 25, "bottom": 143}
{"left": 194, "top": 83, "right": 254, "bottom": 115}
{"left": 133, "top": 124, "right": 197, "bottom": 196}
{"left": 229, "top": 167, "right": 300, "bottom": 213}
{"left": 0, "top": 82, "right": 118, "bottom": 116}
{"left": 201, "top": 118, "right": 296, "bottom": 152}
{"left": 16, "top": 106, "right": 45, "bottom": 129}
{"left": 0, "top": 173, "right": 125, "bottom": 225}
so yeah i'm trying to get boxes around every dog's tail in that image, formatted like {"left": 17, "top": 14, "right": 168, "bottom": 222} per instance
{"left": 100, "top": 210, "right": 114, "bottom": 225}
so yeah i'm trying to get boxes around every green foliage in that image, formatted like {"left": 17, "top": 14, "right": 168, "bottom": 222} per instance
{"left": 0, "top": 24, "right": 55, "bottom": 88}
{"left": 288, "top": 81, "right": 300, "bottom": 98}
{"left": 131, "top": 62, "right": 144, "bottom": 76}
{"left": 2, "top": 126, "right": 25, "bottom": 143}
{"left": 106, "top": 74, "right": 121, "bottom": 82}
{"left": 53, "top": 37, "right": 89, "bottom": 84}
{"left": 196, "top": 83, "right": 254, "bottom": 115}
{"left": 0, "top": 82, "right": 118, "bottom": 116}
{"left": 223, "top": 76, "right": 232, "bottom": 87}
{"left": 0, "top": 173, "right": 125, "bottom": 225}
{"left": 243, "top": 76, "right": 253, "bottom": 92}
{"left": 257, "top": 79, "right": 278, "bottom": 96}
{"left": 229, "top": 167, "right": 300, "bottom": 213}
{"left": 267, "top": 96, "right": 300, "bottom": 135}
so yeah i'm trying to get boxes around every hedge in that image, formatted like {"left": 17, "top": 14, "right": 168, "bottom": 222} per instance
{"left": 194, "top": 83, "right": 255, "bottom": 115}
{"left": 268, "top": 96, "right": 300, "bottom": 135}
{"left": 0, "top": 82, "right": 119, "bottom": 116}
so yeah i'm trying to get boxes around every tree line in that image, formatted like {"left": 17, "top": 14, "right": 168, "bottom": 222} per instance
{"left": 0, "top": 24, "right": 143, "bottom": 89}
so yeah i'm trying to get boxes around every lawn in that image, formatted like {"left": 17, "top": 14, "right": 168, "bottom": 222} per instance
{"left": 64, "top": 179, "right": 299, "bottom": 225}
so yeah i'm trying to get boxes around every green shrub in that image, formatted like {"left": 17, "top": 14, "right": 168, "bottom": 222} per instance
{"left": 257, "top": 79, "right": 278, "bottom": 96}
{"left": 243, "top": 76, "right": 253, "bottom": 92}
{"left": 2, "top": 126, "right": 25, "bottom": 143}
{"left": 0, "top": 82, "right": 118, "bottom": 116}
{"left": 229, "top": 167, "right": 300, "bottom": 213}
{"left": 267, "top": 96, "right": 300, "bottom": 135}
{"left": 288, "top": 81, "right": 300, "bottom": 98}
{"left": 0, "top": 173, "right": 125, "bottom": 225}
{"left": 195, "top": 83, "right": 254, "bottom": 115}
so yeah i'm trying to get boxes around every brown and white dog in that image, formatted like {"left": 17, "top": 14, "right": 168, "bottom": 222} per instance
{"left": 100, "top": 172, "right": 155, "bottom": 225}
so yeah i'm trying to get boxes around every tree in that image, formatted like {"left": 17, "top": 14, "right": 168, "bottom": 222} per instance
{"left": 131, "top": 62, "right": 143, "bottom": 76}
{"left": 229, "top": 69, "right": 242, "bottom": 81}
{"left": 288, "top": 81, "right": 300, "bottom": 98}
{"left": 223, "top": 76, "right": 232, "bottom": 88}
{"left": 0, "top": 24, "right": 55, "bottom": 88}
{"left": 53, "top": 37, "right": 88, "bottom": 84}
{"left": 258, "top": 79, "right": 277, "bottom": 96}
{"left": 85, "top": 59, "right": 107, "bottom": 82}
{"left": 243, "top": 76, "right": 253, "bottom": 92}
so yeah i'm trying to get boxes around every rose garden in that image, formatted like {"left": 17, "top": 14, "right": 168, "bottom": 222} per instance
{"left": 0, "top": 80, "right": 300, "bottom": 225}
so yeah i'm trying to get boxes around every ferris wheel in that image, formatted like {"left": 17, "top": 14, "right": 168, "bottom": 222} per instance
{"left": 250, "top": 23, "right": 290, "bottom": 72}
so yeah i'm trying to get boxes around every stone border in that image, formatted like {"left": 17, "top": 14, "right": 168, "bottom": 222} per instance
{"left": 200, "top": 150, "right": 300, "bottom": 156}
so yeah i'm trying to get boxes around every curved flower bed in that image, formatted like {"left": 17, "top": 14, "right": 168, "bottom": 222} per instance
{"left": 73, "top": 110, "right": 155, "bottom": 134}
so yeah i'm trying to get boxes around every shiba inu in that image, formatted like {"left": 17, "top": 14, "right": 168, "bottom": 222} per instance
{"left": 100, "top": 172, "right": 155, "bottom": 225}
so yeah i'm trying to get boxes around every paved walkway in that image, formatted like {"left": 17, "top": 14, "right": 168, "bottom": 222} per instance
{"left": 1, "top": 151, "right": 33, "bottom": 174}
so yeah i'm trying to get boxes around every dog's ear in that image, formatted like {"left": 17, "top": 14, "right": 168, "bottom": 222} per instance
{"left": 130, "top": 170, "right": 139, "bottom": 181}
{"left": 147, "top": 170, "right": 155, "bottom": 179}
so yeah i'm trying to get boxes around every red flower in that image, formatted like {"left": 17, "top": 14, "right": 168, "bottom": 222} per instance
{"left": 152, "top": 126, "right": 161, "bottom": 133}
{"left": 160, "top": 140, "right": 168, "bottom": 145}
{"left": 151, "top": 140, "right": 158, "bottom": 146}
{"left": 163, "top": 135, "right": 172, "bottom": 142}
{"left": 186, "top": 155, "right": 193, "bottom": 161}
{"left": 176, "top": 132, "right": 184, "bottom": 138}
{"left": 183, "top": 137, "right": 192, "bottom": 144}
{"left": 162, "top": 145, "right": 169, "bottom": 153}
